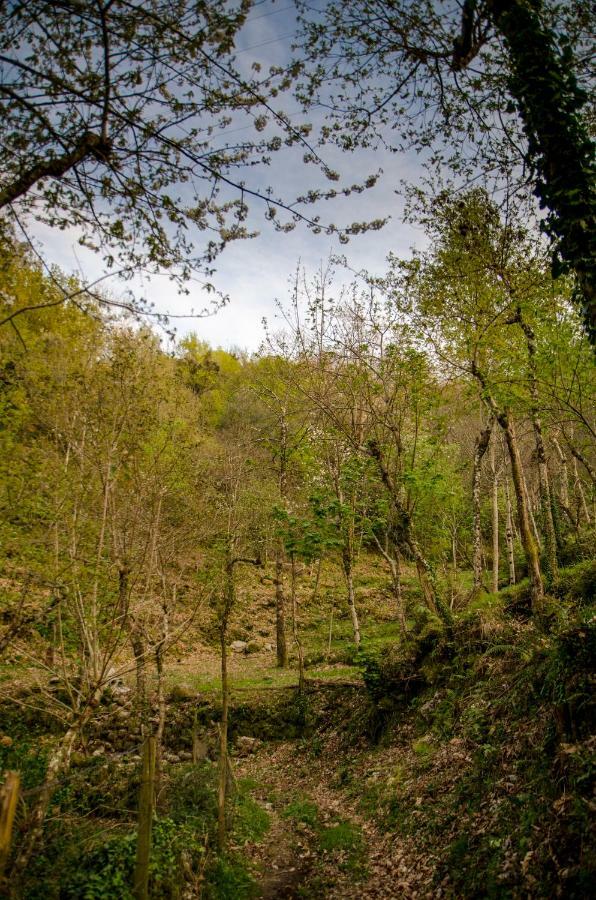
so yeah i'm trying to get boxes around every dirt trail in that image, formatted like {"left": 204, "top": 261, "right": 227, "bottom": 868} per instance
{"left": 236, "top": 741, "right": 432, "bottom": 899}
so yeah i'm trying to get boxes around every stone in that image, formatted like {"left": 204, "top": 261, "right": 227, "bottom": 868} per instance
{"left": 235, "top": 735, "right": 260, "bottom": 756}
{"left": 169, "top": 684, "right": 196, "bottom": 702}
{"left": 230, "top": 640, "right": 248, "bottom": 652}
{"left": 264, "top": 643, "right": 274, "bottom": 652}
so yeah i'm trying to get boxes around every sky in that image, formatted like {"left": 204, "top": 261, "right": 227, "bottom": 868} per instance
{"left": 28, "top": 0, "right": 428, "bottom": 353}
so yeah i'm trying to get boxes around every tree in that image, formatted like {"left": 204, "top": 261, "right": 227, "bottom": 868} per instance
{"left": 296, "top": 0, "right": 595, "bottom": 341}
{"left": 0, "top": 1, "right": 386, "bottom": 317}
{"left": 273, "top": 265, "right": 454, "bottom": 626}
{"left": 390, "top": 189, "right": 588, "bottom": 608}
{"left": 250, "top": 355, "right": 310, "bottom": 668}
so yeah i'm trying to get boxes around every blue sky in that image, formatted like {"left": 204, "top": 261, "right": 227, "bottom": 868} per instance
{"left": 30, "top": 0, "right": 428, "bottom": 352}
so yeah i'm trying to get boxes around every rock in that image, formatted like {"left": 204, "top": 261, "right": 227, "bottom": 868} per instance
{"left": 230, "top": 640, "right": 248, "bottom": 653}
{"left": 264, "top": 643, "right": 274, "bottom": 652}
{"left": 178, "top": 750, "right": 192, "bottom": 761}
{"left": 169, "top": 684, "right": 197, "bottom": 702}
{"left": 229, "top": 627, "right": 250, "bottom": 642}
{"left": 235, "top": 736, "right": 260, "bottom": 756}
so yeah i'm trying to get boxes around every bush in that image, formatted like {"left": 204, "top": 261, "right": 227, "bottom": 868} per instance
{"left": 62, "top": 818, "right": 205, "bottom": 900}
{"left": 552, "top": 560, "right": 596, "bottom": 605}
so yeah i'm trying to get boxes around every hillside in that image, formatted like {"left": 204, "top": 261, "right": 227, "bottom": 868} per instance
{"left": 0, "top": 199, "right": 594, "bottom": 899}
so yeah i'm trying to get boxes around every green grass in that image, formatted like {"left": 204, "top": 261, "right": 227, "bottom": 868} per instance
{"left": 282, "top": 796, "right": 320, "bottom": 828}
{"left": 318, "top": 820, "right": 365, "bottom": 874}
{"left": 233, "top": 780, "right": 271, "bottom": 844}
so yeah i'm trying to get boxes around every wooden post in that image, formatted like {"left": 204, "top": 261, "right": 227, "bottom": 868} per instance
{"left": 0, "top": 772, "right": 20, "bottom": 879}
{"left": 192, "top": 707, "right": 199, "bottom": 765}
{"left": 134, "top": 736, "right": 156, "bottom": 900}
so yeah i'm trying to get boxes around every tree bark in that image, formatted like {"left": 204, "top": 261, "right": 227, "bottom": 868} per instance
{"left": 472, "top": 418, "right": 493, "bottom": 591}
{"left": 342, "top": 547, "right": 361, "bottom": 646}
{"left": 504, "top": 476, "right": 516, "bottom": 585}
{"left": 373, "top": 532, "right": 407, "bottom": 634}
{"left": 488, "top": 0, "right": 596, "bottom": 342}
{"left": 274, "top": 551, "right": 289, "bottom": 668}
{"left": 367, "top": 439, "right": 453, "bottom": 625}
{"left": 11, "top": 695, "right": 100, "bottom": 880}
{"left": 552, "top": 434, "right": 573, "bottom": 527}
{"left": 274, "top": 416, "right": 289, "bottom": 667}
{"left": 0, "top": 133, "right": 112, "bottom": 209}
{"left": 217, "top": 619, "right": 229, "bottom": 852}
{"left": 516, "top": 310, "right": 558, "bottom": 579}
{"left": 471, "top": 363, "right": 543, "bottom": 610}
{"left": 504, "top": 417, "right": 543, "bottom": 608}
{"left": 290, "top": 554, "right": 305, "bottom": 694}
{"left": 572, "top": 457, "right": 591, "bottom": 525}
{"left": 491, "top": 441, "right": 500, "bottom": 593}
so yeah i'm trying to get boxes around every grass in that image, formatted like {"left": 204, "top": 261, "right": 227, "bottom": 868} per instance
{"left": 233, "top": 779, "right": 271, "bottom": 844}
{"left": 282, "top": 796, "right": 320, "bottom": 828}
{"left": 282, "top": 795, "right": 366, "bottom": 878}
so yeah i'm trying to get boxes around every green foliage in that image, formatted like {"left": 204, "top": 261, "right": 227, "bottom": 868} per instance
{"left": 282, "top": 797, "right": 320, "bottom": 828}
{"left": 0, "top": 738, "right": 48, "bottom": 792}
{"left": 232, "top": 784, "right": 270, "bottom": 844}
{"left": 61, "top": 818, "right": 205, "bottom": 900}
{"left": 494, "top": 0, "right": 595, "bottom": 341}
{"left": 318, "top": 820, "right": 363, "bottom": 862}
{"left": 166, "top": 762, "right": 218, "bottom": 829}
{"left": 203, "top": 856, "right": 259, "bottom": 900}
{"left": 552, "top": 560, "right": 596, "bottom": 605}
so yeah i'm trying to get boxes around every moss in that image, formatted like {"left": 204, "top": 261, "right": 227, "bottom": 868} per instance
{"left": 552, "top": 559, "right": 596, "bottom": 604}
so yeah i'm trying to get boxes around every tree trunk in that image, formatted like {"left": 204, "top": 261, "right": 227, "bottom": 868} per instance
{"left": 517, "top": 310, "right": 558, "bottom": 579}
{"left": 274, "top": 416, "right": 289, "bottom": 667}
{"left": 274, "top": 551, "right": 288, "bottom": 668}
{"left": 290, "top": 554, "right": 305, "bottom": 694}
{"left": 472, "top": 418, "right": 493, "bottom": 591}
{"left": 552, "top": 434, "right": 576, "bottom": 531}
{"left": 487, "top": 0, "right": 596, "bottom": 342}
{"left": 367, "top": 439, "right": 452, "bottom": 626}
{"left": 471, "top": 363, "right": 543, "bottom": 610}
{"left": 491, "top": 441, "right": 500, "bottom": 593}
{"left": 341, "top": 548, "right": 361, "bottom": 646}
{"left": 372, "top": 533, "right": 406, "bottom": 633}
{"left": 389, "top": 546, "right": 407, "bottom": 634}
{"left": 154, "top": 598, "right": 169, "bottom": 791}
{"left": 11, "top": 695, "right": 99, "bottom": 880}
{"left": 502, "top": 416, "right": 543, "bottom": 609}
{"left": 504, "top": 476, "right": 516, "bottom": 585}
{"left": 217, "top": 620, "right": 229, "bottom": 852}
{"left": 130, "top": 621, "right": 148, "bottom": 733}
{"left": 572, "top": 457, "right": 591, "bottom": 525}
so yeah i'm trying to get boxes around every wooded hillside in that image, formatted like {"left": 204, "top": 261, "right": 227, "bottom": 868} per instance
{"left": 0, "top": 195, "right": 594, "bottom": 897}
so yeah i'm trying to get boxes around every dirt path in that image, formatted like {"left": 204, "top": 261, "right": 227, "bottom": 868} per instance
{"left": 236, "top": 741, "right": 434, "bottom": 899}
